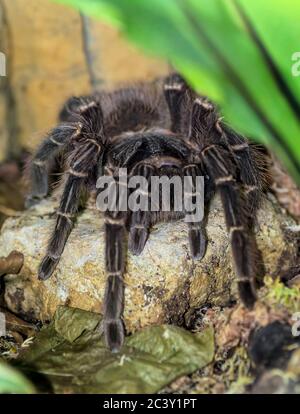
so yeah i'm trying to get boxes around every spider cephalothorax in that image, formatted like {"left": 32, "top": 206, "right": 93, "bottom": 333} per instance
{"left": 26, "top": 73, "right": 269, "bottom": 352}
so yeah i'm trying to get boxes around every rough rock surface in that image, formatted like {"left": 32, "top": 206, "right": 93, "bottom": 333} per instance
{"left": 0, "top": 195, "right": 298, "bottom": 333}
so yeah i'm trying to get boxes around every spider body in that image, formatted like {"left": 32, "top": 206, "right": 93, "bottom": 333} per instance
{"left": 26, "top": 74, "right": 268, "bottom": 352}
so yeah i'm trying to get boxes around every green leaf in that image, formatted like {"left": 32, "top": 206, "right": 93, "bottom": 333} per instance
{"left": 17, "top": 306, "right": 214, "bottom": 394}
{"left": 0, "top": 363, "right": 35, "bottom": 394}
{"left": 53, "top": 0, "right": 300, "bottom": 184}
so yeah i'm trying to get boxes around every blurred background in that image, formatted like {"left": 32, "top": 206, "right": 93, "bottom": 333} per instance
{"left": 0, "top": 0, "right": 169, "bottom": 161}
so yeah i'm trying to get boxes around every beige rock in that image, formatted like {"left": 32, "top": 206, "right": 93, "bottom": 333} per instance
{"left": 0, "top": 194, "right": 298, "bottom": 333}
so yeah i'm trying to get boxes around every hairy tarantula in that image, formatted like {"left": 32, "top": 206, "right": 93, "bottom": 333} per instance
{"left": 26, "top": 73, "right": 268, "bottom": 352}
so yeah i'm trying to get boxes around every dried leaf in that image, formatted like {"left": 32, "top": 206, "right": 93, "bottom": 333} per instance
{"left": 17, "top": 306, "right": 214, "bottom": 394}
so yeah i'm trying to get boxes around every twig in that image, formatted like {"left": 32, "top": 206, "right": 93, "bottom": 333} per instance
{"left": 0, "top": 205, "right": 22, "bottom": 217}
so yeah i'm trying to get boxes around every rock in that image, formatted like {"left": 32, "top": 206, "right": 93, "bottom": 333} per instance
{"left": 0, "top": 195, "right": 298, "bottom": 333}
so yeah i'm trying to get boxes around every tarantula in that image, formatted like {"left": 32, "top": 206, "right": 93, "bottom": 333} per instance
{"left": 26, "top": 73, "right": 268, "bottom": 352}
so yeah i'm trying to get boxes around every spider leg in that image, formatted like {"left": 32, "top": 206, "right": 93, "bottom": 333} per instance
{"left": 26, "top": 96, "right": 103, "bottom": 208}
{"left": 187, "top": 97, "right": 218, "bottom": 150}
{"left": 163, "top": 73, "right": 187, "bottom": 133}
{"left": 25, "top": 123, "right": 80, "bottom": 208}
{"left": 59, "top": 95, "right": 100, "bottom": 122}
{"left": 128, "top": 163, "right": 155, "bottom": 255}
{"left": 102, "top": 174, "right": 129, "bottom": 352}
{"left": 183, "top": 164, "right": 207, "bottom": 259}
{"left": 201, "top": 144, "right": 257, "bottom": 308}
{"left": 38, "top": 174, "right": 86, "bottom": 280}
{"left": 39, "top": 103, "right": 104, "bottom": 280}
{"left": 221, "top": 126, "right": 266, "bottom": 225}
{"left": 188, "top": 96, "right": 264, "bottom": 305}
{"left": 220, "top": 126, "right": 268, "bottom": 284}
